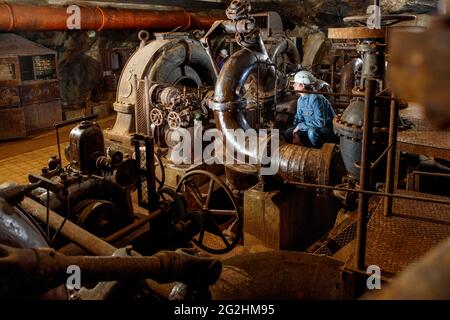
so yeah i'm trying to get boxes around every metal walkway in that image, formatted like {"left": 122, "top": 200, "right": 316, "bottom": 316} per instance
{"left": 365, "top": 190, "right": 450, "bottom": 276}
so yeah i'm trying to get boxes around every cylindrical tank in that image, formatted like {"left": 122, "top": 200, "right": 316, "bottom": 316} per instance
{"left": 276, "top": 143, "right": 345, "bottom": 187}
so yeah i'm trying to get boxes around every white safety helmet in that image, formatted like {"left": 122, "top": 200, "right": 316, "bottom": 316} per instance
{"left": 294, "top": 70, "right": 316, "bottom": 85}
{"left": 220, "top": 49, "right": 229, "bottom": 58}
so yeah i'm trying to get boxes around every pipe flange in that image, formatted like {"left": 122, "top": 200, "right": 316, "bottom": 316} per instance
{"left": 209, "top": 100, "right": 245, "bottom": 112}
{"left": 334, "top": 117, "right": 389, "bottom": 142}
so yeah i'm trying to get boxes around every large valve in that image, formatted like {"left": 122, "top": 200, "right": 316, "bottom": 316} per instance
{"left": 149, "top": 108, "right": 164, "bottom": 126}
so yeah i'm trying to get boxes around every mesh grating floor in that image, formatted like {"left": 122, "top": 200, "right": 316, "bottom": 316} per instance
{"left": 314, "top": 222, "right": 357, "bottom": 256}
{"left": 365, "top": 190, "right": 450, "bottom": 276}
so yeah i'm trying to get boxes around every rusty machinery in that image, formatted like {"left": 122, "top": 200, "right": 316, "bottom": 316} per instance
{"left": 102, "top": 0, "right": 346, "bottom": 253}
{"left": 99, "top": 1, "right": 313, "bottom": 254}
{"left": 0, "top": 111, "right": 231, "bottom": 298}
{"left": 2, "top": 179, "right": 448, "bottom": 300}
{"left": 0, "top": 177, "right": 357, "bottom": 301}
{"left": 27, "top": 116, "right": 137, "bottom": 238}
{"left": 103, "top": 7, "right": 301, "bottom": 156}
{"left": 0, "top": 182, "right": 221, "bottom": 300}
{"left": 10, "top": 115, "right": 220, "bottom": 258}
{"left": 103, "top": 31, "right": 217, "bottom": 153}
{"left": 1, "top": 1, "right": 449, "bottom": 301}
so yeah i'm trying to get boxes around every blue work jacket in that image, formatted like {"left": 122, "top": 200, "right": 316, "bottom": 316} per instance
{"left": 293, "top": 94, "right": 336, "bottom": 131}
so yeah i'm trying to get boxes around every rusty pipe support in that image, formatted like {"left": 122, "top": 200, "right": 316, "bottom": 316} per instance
{"left": 355, "top": 79, "right": 377, "bottom": 271}
{"left": 0, "top": 3, "right": 223, "bottom": 31}
{"left": 384, "top": 94, "right": 399, "bottom": 217}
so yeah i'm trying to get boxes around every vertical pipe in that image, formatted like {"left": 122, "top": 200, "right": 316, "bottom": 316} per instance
{"left": 355, "top": 79, "right": 377, "bottom": 270}
{"left": 55, "top": 127, "right": 61, "bottom": 164}
{"left": 134, "top": 75, "right": 139, "bottom": 134}
{"left": 384, "top": 95, "right": 399, "bottom": 216}
{"left": 331, "top": 55, "right": 337, "bottom": 92}
{"left": 144, "top": 76, "right": 151, "bottom": 136}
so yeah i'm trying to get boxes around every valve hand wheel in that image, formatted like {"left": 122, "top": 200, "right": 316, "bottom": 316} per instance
{"left": 343, "top": 14, "right": 416, "bottom": 27}
{"left": 175, "top": 170, "right": 242, "bottom": 254}
{"left": 167, "top": 111, "right": 182, "bottom": 130}
{"left": 150, "top": 108, "right": 164, "bottom": 126}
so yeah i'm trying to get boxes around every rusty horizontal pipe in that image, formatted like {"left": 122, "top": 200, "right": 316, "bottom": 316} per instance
{"left": 104, "top": 209, "right": 162, "bottom": 243}
{"left": 412, "top": 171, "right": 450, "bottom": 179}
{"left": 291, "top": 89, "right": 400, "bottom": 101}
{"left": 285, "top": 181, "right": 450, "bottom": 206}
{"left": 57, "top": 208, "right": 162, "bottom": 256}
{"left": 0, "top": 244, "right": 221, "bottom": 298}
{"left": 0, "top": 3, "right": 223, "bottom": 31}
{"left": 0, "top": 245, "right": 221, "bottom": 287}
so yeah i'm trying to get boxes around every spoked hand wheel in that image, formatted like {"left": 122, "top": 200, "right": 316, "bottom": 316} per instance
{"left": 153, "top": 152, "right": 165, "bottom": 190}
{"left": 175, "top": 170, "right": 242, "bottom": 254}
{"left": 343, "top": 14, "right": 416, "bottom": 27}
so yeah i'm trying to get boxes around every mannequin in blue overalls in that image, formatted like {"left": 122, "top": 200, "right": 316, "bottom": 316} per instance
{"left": 284, "top": 71, "right": 338, "bottom": 148}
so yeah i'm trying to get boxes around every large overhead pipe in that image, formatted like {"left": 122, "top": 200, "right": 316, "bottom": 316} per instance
{"left": 0, "top": 3, "right": 223, "bottom": 31}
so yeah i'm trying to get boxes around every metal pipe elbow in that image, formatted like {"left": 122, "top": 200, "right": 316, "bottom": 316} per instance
{"left": 271, "top": 37, "right": 301, "bottom": 68}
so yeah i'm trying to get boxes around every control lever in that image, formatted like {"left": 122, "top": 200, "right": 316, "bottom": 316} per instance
{"left": 0, "top": 182, "right": 42, "bottom": 205}
{"left": 28, "top": 174, "right": 63, "bottom": 194}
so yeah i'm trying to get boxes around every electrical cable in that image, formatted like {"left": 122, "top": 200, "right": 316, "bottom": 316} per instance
{"left": 50, "top": 192, "right": 70, "bottom": 246}
{"left": 46, "top": 189, "right": 50, "bottom": 240}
